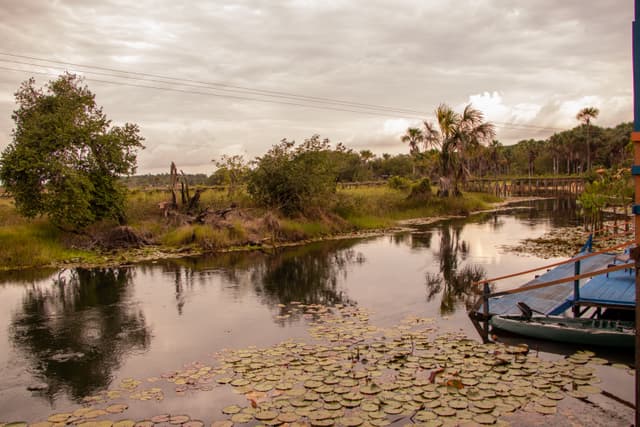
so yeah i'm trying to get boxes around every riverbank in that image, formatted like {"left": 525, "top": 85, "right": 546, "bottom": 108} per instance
{"left": 0, "top": 187, "right": 508, "bottom": 271}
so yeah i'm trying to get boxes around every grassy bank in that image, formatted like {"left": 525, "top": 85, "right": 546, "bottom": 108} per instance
{"left": 0, "top": 186, "right": 501, "bottom": 270}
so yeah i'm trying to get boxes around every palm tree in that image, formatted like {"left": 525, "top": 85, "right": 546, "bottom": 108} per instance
{"left": 423, "top": 103, "right": 495, "bottom": 195}
{"left": 401, "top": 127, "right": 424, "bottom": 176}
{"left": 401, "top": 127, "right": 424, "bottom": 155}
{"left": 576, "top": 107, "right": 599, "bottom": 172}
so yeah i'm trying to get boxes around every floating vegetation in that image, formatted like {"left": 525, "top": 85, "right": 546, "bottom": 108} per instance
{"left": 1, "top": 304, "right": 623, "bottom": 426}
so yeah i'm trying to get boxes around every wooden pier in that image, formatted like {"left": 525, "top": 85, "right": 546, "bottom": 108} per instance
{"left": 468, "top": 238, "right": 636, "bottom": 341}
{"left": 463, "top": 177, "right": 585, "bottom": 197}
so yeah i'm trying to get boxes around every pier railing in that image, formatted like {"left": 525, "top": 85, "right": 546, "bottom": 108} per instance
{"left": 463, "top": 177, "right": 586, "bottom": 197}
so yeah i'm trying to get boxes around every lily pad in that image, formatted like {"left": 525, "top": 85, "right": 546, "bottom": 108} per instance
{"left": 340, "top": 417, "right": 363, "bottom": 427}
{"left": 47, "top": 414, "right": 72, "bottom": 424}
{"left": 473, "top": 414, "right": 497, "bottom": 425}
{"left": 169, "top": 416, "right": 191, "bottom": 425}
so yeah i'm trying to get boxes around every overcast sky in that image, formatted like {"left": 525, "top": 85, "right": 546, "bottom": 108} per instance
{"left": 0, "top": 0, "right": 634, "bottom": 174}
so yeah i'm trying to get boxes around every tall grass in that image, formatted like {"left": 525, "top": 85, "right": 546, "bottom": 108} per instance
{"left": 0, "top": 184, "right": 502, "bottom": 269}
{"left": 0, "top": 221, "right": 93, "bottom": 269}
{"left": 333, "top": 186, "right": 500, "bottom": 227}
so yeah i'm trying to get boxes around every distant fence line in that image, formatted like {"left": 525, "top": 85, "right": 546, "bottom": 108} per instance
{"left": 463, "top": 177, "right": 586, "bottom": 197}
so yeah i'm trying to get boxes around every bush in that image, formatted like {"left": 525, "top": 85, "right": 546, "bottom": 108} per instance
{"left": 408, "top": 178, "right": 433, "bottom": 201}
{"left": 247, "top": 135, "right": 341, "bottom": 216}
{"left": 388, "top": 176, "right": 412, "bottom": 191}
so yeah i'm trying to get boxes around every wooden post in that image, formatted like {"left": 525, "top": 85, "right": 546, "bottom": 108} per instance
{"left": 632, "top": 3, "right": 640, "bottom": 422}
{"left": 573, "top": 260, "right": 581, "bottom": 317}
{"left": 483, "top": 282, "right": 490, "bottom": 341}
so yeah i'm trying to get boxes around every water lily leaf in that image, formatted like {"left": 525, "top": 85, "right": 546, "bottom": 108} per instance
{"left": 183, "top": 422, "right": 204, "bottom": 427}
{"left": 255, "top": 411, "right": 278, "bottom": 421}
{"left": 169, "top": 416, "right": 190, "bottom": 425}
{"left": 230, "top": 413, "right": 254, "bottom": 424}
{"left": 113, "top": 421, "right": 135, "bottom": 427}
{"left": 150, "top": 415, "right": 170, "bottom": 423}
{"left": 47, "top": 414, "right": 72, "bottom": 424}
{"left": 304, "top": 380, "right": 323, "bottom": 389}
{"left": 414, "top": 411, "right": 437, "bottom": 422}
{"left": 448, "top": 399, "right": 468, "bottom": 409}
{"left": 383, "top": 406, "right": 403, "bottom": 415}
{"left": 106, "top": 404, "right": 129, "bottom": 414}
{"left": 133, "top": 421, "right": 154, "bottom": 427}
{"left": 361, "top": 403, "right": 379, "bottom": 412}
{"left": 433, "top": 406, "right": 455, "bottom": 417}
{"left": 340, "top": 417, "right": 363, "bottom": 427}
{"left": 222, "top": 405, "right": 243, "bottom": 415}
{"left": 230, "top": 379, "right": 251, "bottom": 387}
{"left": 255, "top": 383, "right": 274, "bottom": 392}
{"left": 360, "top": 385, "right": 381, "bottom": 395}
{"left": 473, "top": 414, "right": 497, "bottom": 425}
{"left": 211, "top": 421, "right": 233, "bottom": 427}
{"left": 29, "top": 423, "right": 52, "bottom": 427}
{"left": 278, "top": 413, "right": 299, "bottom": 423}
{"left": 85, "top": 410, "right": 108, "bottom": 419}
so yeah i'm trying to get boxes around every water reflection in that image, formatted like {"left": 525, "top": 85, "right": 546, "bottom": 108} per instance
{"left": 253, "top": 242, "right": 363, "bottom": 320}
{"left": 139, "top": 240, "right": 364, "bottom": 317}
{"left": 424, "top": 224, "right": 487, "bottom": 315}
{"left": 10, "top": 268, "right": 151, "bottom": 401}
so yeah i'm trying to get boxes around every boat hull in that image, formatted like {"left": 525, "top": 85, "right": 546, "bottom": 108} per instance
{"left": 490, "top": 315, "right": 635, "bottom": 348}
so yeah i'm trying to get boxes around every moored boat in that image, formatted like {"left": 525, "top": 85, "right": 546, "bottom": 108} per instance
{"left": 490, "top": 314, "right": 635, "bottom": 348}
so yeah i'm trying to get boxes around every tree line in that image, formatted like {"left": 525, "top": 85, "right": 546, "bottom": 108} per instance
{"left": 0, "top": 73, "right": 633, "bottom": 230}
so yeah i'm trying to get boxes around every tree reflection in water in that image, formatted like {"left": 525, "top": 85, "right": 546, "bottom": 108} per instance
{"left": 139, "top": 240, "right": 364, "bottom": 322}
{"left": 425, "top": 224, "right": 487, "bottom": 315}
{"left": 10, "top": 268, "right": 151, "bottom": 402}
{"left": 252, "top": 241, "right": 363, "bottom": 322}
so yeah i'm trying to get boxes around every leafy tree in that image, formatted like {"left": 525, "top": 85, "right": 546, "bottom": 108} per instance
{"left": 212, "top": 154, "right": 249, "bottom": 197}
{"left": 576, "top": 107, "right": 599, "bottom": 171}
{"left": 247, "top": 135, "right": 340, "bottom": 215}
{"left": 0, "top": 74, "right": 144, "bottom": 229}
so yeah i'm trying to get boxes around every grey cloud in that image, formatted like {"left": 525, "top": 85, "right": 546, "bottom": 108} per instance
{"left": 0, "top": 0, "right": 634, "bottom": 170}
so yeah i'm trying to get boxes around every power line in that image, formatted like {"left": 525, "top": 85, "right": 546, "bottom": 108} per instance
{"left": 0, "top": 52, "right": 428, "bottom": 116}
{"left": 0, "top": 65, "right": 425, "bottom": 119}
{"left": 0, "top": 56, "right": 566, "bottom": 133}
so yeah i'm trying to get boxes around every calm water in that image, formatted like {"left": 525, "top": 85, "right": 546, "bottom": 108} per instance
{"left": 0, "top": 199, "right": 632, "bottom": 421}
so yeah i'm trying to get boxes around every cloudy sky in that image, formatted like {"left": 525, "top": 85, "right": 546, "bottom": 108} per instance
{"left": 0, "top": 0, "right": 634, "bottom": 174}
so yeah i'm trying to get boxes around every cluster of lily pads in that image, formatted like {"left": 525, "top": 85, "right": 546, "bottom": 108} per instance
{"left": 1, "top": 303, "right": 619, "bottom": 427}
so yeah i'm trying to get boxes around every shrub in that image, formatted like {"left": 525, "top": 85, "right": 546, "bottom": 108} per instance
{"left": 388, "top": 176, "right": 412, "bottom": 191}
{"left": 408, "top": 178, "right": 433, "bottom": 201}
{"left": 247, "top": 135, "right": 341, "bottom": 216}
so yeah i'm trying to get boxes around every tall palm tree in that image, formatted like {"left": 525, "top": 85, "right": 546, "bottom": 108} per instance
{"left": 401, "top": 127, "right": 424, "bottom": 155}
{"left": 401, "top": 127, "right": 424, "bottom": 176}
{"left": 576, "top": 107, "right": 599, "bottom": 172}
{"left": 423, "top": 103, "right": 495, "bottom": 195}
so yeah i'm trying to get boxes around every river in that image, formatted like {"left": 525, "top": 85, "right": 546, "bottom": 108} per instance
{"left": 0, "top": 198, "right": 634, "bottom": 423}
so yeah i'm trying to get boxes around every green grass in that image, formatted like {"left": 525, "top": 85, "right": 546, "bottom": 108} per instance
{"left": 0, "top": 221, "right": 94, "bottom": 269}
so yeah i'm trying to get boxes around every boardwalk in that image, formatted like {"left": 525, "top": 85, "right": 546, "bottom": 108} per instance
{"left": 464, "top": 177, "right": 585, "bottom": 197}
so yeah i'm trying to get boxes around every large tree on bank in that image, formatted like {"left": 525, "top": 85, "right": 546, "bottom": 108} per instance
{"left": 0, "top": 74, "right": 144, "bottom": 229}
{"left": 423, "top": 103, "right": 495, "bottom": 196}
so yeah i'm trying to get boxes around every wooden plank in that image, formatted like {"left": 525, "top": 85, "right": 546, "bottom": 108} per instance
{"left": 480, "top": 253, "right": 621, "bottom": 316}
